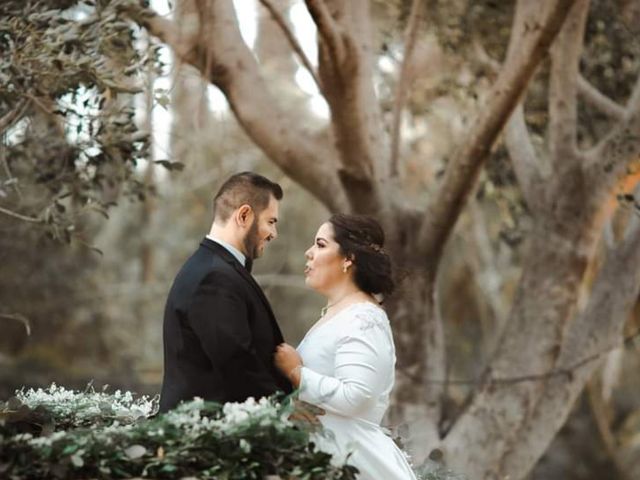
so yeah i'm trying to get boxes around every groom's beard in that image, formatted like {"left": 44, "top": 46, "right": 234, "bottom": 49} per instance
{"left": 243, "top": 218, "right": 261, "bottom": 260}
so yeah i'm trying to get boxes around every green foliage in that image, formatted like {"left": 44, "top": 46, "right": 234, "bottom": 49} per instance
{"left": 6, "top": 383, "right": 157, "bottom": 431}
{"left": 0, "top": 0, "right": 163, "bottom": 242}
{"left": 0, "top": 384, "right": 358, "bottom": 480}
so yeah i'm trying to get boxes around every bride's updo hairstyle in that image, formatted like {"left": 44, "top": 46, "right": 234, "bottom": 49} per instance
{"left": 328, "top": 213, "right": 395, "bottom": 298}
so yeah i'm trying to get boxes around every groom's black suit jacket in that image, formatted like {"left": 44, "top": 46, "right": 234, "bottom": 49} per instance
{"left": 159, "top": 238, "right": 292, "bottom": 412}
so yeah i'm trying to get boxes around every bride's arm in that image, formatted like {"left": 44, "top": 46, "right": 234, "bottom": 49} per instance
{"left": 298, "top": 318, "right": 392, "bottom": 417}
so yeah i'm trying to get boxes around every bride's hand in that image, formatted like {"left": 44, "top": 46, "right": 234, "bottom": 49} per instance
{"left": 274, "top": 343, "right": 303, "bottom": 387}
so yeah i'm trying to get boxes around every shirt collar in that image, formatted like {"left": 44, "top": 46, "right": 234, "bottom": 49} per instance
{"left": 206, "top": 235, "right": 246, "bottom": 267}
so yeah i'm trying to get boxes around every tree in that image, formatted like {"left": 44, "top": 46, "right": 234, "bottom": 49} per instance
{"left": 123, "top": 1, "right": 640, "bottom": 478}
{"left": 2, "top": 1, "right": 639, "bottom": 479}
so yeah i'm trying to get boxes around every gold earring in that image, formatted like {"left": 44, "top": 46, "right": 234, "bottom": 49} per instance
{"left": 342, "top": 265, "right": 348, "bottom": 273}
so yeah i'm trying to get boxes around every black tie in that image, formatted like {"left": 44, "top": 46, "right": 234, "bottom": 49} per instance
{"left": 244, "top": 257, "right": 253, "bottom": 274}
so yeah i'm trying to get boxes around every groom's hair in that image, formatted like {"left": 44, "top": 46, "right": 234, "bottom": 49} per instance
{"left": 213, "top": 172, "right": 283, "bottom": 223}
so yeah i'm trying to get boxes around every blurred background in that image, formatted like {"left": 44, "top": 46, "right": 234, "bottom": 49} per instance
{"left": 1, "top": 1, "right": 639, "bottom": 479}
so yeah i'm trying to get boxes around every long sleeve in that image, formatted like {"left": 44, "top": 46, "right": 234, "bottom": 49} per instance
{"left": 187, "top": 272, "right": 281, "bottom": 398}
{"left": 298, "top": 310, "right": 393, "bottom": 417}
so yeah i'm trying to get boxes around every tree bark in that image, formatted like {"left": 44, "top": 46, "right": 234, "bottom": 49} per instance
{"left": 307, "top": 0, "right": 388, "bottom": 213}
{"left": 418, "top": 0, "right": 579, "bottom": 268}
{"left": 137, "top": 0, "right": 349, "bottom": 212}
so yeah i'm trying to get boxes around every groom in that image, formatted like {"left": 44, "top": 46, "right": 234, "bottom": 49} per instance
{"left": 159, "top": 172, "right": 293, "bottom": 412}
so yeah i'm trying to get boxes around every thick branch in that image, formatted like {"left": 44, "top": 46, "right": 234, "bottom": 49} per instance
{"left": 496, "top": 198, "right": 640, "bottom": 478}
{"left": 548, "top": 0, "right": 590, "bottom": 163}
{"left": 390, "top": 0, "right": 425, "bottom": 177}
{"left": 444, "top": 204, "right": 640, "bottom": 479}
{"left": 257, "top": 0, "right": 322, "bottom": 90}
{"left": 135, "top": 1, "right": 348, "bottom": 212}
{"left": 304, "top": 0, "right": 344, "bottom": 63}
{"left": 305, "top": 0, "right": 389, "bottom": 213}
{"left": 587, "top": 379, "right": 634, "bottom": 480}
{"left": 399, "top": 328, "right": 640, "bottom": 386}
{"left": 505, "top": 102, "right": 545, "bottom": 211}
{"left": 578, "top": 75, "right": 626, "bottom": 121}
{"left": 418, "top": 0, "right": 579, "bottom": 269}
{"left": 587, "top": 72, "right": 640, "bottom": 191}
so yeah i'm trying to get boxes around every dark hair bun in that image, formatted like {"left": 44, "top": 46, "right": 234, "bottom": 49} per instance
{"left": 329, "top": 214, "right": 395, "bottom": 297}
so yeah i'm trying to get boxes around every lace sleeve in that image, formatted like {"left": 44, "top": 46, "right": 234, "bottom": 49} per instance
{"left": 298, "top": 305, "right": 394, "bottom": 416}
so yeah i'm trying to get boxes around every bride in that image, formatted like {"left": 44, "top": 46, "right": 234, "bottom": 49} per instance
{"left": 274, "top": 213, "right": 417, "bottom": 480}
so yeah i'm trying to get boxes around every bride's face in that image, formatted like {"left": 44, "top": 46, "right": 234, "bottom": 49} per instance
{"left": 304, "top": 222, "right": 348, "bottom": 292}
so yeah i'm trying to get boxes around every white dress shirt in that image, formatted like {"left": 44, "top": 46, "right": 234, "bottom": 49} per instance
{"left": 206, "top": 235, "right": 246, "bottom": 267}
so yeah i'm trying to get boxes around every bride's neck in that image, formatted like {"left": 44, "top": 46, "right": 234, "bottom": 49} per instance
{"left": 324, "top": 282, "right": 365, "bottom": 307}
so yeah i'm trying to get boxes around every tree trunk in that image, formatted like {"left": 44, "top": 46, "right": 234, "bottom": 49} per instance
{"left": 387, "top": 269, "right": 444, "bottom": 453}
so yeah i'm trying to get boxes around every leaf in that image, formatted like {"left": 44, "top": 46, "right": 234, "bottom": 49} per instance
{"left": 62, "top": 444, "right": 79, "bottom": 456}
{"left": 124, "top": 444, "right": 147, "bottom": 459}
{"left": 154, "top": 160, "right": 184, "bottom": 171}
{"left": 154, "top": 92, "right": 170, "bottom": 109}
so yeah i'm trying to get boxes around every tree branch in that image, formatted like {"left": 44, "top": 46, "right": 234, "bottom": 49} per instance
{"left": 548, "top": 0, "right": 590, "bottom": 164}
{"left": 135, "top": 0, "right": 348, "bottom": 212}
{"left": 0, "top": 205, "right": 42, "bottom": 223}
{"left": 587, "top": 378, "right": 634, "bottom": 480}
{"left": 304, "top": 0, "right": 344, "bottom": 64}
{"left": 418, "top": 0, "right": 579, "bottom": 269}
{"left": 398, "top": 328, "right": 640, "bottom": 386}
{"left": 0, "top": 313, "right": 31, "bottom": 336}
{"left": 578, "top": 75, "right": 626, "bottom": 121}
{"left": 257, "top": 0, "right": 322, "bottom": 90}
{"left": 0, "top": 99, "right": 30, "bottom": 134}
{"left": 495, "top": 191, "right": 640, "bottom": 477}
{"left": 587, "top": 72, "right": 640, "bottom": 190}
{"left": 1, "top": 141, "right": 23, "bottom": 201}
{"left": 390, "top": 0, "right": 425, "bottom": 177}
{"left": 303, "top": 0, "right": 389, "bottom": 213}
{"left": 504, "top": 102, "right": 545, "bottom": 211}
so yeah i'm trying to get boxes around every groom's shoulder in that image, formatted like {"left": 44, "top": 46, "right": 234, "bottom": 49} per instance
{"left": 179, "top": 244, "right": 238, "bottom": 281}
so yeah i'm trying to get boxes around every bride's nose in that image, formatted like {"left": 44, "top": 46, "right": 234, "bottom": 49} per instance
{"left": 305, "top": 246, "right": 313, "bottom": 259}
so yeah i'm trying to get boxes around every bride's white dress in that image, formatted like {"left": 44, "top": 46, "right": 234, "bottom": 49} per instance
{"left": 296, "top": 302, "right": 417, "bottom": 480}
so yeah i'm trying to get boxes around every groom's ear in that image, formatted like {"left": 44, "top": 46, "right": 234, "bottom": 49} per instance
{"left": 235, "top": 204, "right": 253, "bottom": 227}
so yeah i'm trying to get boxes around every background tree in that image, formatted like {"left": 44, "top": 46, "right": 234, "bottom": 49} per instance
{"left": 126, "top": 0, "right": 640, "bottom": 478}
{"left": 1, "top": 1, "right": 639, "bottom": 479}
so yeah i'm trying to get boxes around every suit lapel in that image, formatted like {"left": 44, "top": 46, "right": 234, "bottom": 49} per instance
{"left": 200, "top": 238, "right": 284, "bottom": 341}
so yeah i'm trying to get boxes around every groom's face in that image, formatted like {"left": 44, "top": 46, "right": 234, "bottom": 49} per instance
{"left": 243, "top": 195, "right": 279, "bottom": 259}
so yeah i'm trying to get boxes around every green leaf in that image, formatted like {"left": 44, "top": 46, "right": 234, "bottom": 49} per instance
{"left": 61, "top": 444, "right": 79, "bottom": 456}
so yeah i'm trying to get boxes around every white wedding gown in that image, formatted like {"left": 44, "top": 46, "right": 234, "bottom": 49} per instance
{"left": 297, "top": 302, "right": 417, "bottom": 480}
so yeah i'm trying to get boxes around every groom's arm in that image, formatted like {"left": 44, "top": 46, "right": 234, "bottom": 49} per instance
{"left": 188, "top": 271, "right": 282, "bottom": 398}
